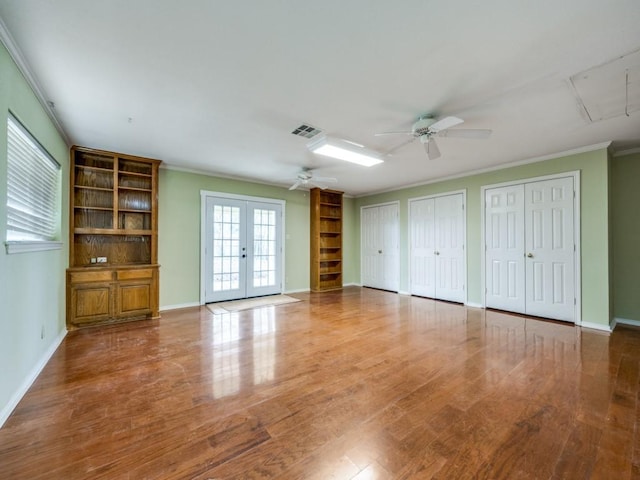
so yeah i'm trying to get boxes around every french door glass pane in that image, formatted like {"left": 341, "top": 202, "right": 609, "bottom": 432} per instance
{"left": 253, "top": 208, "right": 277, "bottom": 288}
{"left": 213, "top": 205, "right": 241, "bottom": 292}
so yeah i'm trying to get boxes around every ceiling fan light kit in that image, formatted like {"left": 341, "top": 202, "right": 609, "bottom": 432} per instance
{"left": 307, "top": 135, "right": 384, "bottom": 167}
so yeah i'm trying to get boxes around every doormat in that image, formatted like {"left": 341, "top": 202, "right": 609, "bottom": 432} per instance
{"left": 206, "top": 294, "right": 301, "bottom": 314}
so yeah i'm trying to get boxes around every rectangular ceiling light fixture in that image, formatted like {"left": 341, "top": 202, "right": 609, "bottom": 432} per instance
{"left": 307, "top": 136, "right": 384, "bottom": 167}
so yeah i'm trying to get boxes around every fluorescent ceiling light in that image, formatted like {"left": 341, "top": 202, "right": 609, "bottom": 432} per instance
{"left": 307, "top": 136, "right": 383, "bottom": 167}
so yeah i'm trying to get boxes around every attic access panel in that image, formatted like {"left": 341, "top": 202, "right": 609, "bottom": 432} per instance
{"left": 570, "top": 49, "right": 640, "bottom": 122}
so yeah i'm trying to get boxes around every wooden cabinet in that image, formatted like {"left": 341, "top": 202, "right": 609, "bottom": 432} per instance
{"left": 66, "top": 146, "right": 161, "bottom": 328}
{"left": 310, "top": 188, "right": 343, "bottom": 292}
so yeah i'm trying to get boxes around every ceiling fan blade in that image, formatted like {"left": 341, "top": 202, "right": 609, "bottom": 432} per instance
{"left": 429, "top": 116, "right": 464, "bottom": 132}
{"left": 289, "top": 180, "right": 302, "bottom": 191}
{"left": 425, "top": 138, "right": 441, "bottom": 160}
{"left": 374, "top": 131, "right": 414, "bottom": 136}
{"left": 438, "top": 128, "right": 492, "bottom": 139}
{"left": 385, "top": 137, "right": 417, "bottom": 156}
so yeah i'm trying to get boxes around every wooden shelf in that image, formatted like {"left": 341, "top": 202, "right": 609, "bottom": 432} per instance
{"left": 67, "top": 146, "right": 161, "bottom": 328}
{"left": 311, "top": 188, "right": 343, "bottom": 292}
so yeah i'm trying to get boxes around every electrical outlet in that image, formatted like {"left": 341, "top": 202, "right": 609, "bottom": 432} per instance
{"left": 97, "top": 257, "right": 107, "bottom": 263}
{"left": 90, "top": 257, "right": 97, "bottom": 263}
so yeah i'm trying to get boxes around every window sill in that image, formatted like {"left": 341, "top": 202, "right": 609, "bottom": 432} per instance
{"left": 5, "top": 241, "right": 64, "bottom": 254}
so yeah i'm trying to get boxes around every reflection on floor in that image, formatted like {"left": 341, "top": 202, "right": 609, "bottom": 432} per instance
{"left": 1, "top": 287, "right": 637, "bottom": 479}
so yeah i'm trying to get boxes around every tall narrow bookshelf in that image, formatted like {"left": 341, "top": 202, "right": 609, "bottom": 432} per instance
{"left": 66, "top": 146, "right": 161, "bottom": 328}
{"left": 310, "top": 188, "right": 343, "bottom": 292}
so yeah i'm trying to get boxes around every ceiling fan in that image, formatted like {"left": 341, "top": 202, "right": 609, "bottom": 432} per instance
{"left": 289, "top": 168, "right": 338, "bottom": 191}
{"left": 376, "top": 115, "right": 492, "bottom": 160}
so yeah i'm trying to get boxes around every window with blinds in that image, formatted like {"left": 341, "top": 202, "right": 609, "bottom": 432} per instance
{"left": 6, "top": 113, "right": 61, "bottom": 242}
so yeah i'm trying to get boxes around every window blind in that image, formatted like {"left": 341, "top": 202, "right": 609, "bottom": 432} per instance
{"left": 6, "top": 114, "right": 61, "bottom": 242}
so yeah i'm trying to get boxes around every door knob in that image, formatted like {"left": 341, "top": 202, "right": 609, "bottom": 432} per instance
{"left": 378, "top": 250, "right": 382, "bottom": 254}
{"left": 435, "top": 251, "right": 440, "bottom": 256}
{"left": 526, "top": 252, "right": 533, "bottom": 258}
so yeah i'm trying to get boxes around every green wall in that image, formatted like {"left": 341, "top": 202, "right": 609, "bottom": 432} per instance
{"left": 611, "top": 152, "right": 640, "bottom": 323}
{"left": 158, "top": 169, "right": 358, "bottom": 308}
{"left": 0, "top": 42, "right": 69, "bottom": 424}
{"left": 355, "top": 148, "right": 612, "bottom": 328}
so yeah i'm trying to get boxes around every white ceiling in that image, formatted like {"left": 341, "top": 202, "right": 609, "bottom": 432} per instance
{"left": 1, "top": 0, "right": 639, "bottom": 196}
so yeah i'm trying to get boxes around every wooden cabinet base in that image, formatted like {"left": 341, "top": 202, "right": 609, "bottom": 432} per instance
{"left": 67, "top": 265, "right": 159, "bottom": 328}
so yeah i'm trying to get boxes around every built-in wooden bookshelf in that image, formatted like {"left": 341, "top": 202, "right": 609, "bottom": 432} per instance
{"left": 310, "top": 188, "right": 343, "bottom": 291}
{"left": 66, "top": 146, "right": 161, "bottom": 328}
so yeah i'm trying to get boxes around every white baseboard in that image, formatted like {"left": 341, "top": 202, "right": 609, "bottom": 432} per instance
{"left": 579, "top": 321, "right": 613, "bottom": 333}
{"left": 160, "top": 302, "right": 200, "bottom": 311}
{"left": 343, "top": 282, "right": 361, "bottom": 287}
{"left": 613, "top": 317, "right": 640, "bottom": 328}
{"left": 283, "top": 288, "right": 310, "bottom": 294}
{"left": 465, "top": 302, "right": 483, "bottom": 308}
{"left": 398, "top": 290, "right": 410, "bottom": 296}
{"left": 0, "top": 328, "right": 67, "bottom": 429}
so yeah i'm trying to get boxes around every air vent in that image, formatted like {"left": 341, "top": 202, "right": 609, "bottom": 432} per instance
{"left": 291, "top": 124, "right": 322, "bottom": 138}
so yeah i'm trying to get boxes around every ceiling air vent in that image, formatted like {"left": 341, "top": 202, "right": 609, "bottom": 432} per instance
{"left": 291, "top": 124, "right": 322, "bottom": 138}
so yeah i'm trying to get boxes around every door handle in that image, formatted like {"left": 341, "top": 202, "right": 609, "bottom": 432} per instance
{"left": 378, "top": 250, "right": 382, "bottom": 254}
{"left": 434, "top": 251, "right": 440, "bottom": 256}
{"left": 526, "top": 252, "right": 533, "bottom": 258}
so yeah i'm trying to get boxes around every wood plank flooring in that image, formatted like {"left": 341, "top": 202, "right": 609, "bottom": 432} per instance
{"left": 1, "top": 286, "right": 639, "bottom": 479}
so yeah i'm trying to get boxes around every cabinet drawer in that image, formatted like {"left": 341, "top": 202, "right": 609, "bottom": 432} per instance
{"left": 117, "top": 268, "right": 154, "bottom": 281}
{"left": 69, "top": 270, "right": 113, "bottom": 283}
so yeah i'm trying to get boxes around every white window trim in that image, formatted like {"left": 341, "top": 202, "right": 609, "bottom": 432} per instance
{"left": 5, "top": 240, "right": 63, "bottom": 254}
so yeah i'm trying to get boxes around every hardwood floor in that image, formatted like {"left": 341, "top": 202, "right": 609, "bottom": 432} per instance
{"left": 1, "top": 286, "right": 639, "bottom": 479}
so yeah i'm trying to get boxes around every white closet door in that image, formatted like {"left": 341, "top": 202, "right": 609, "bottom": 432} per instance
{"left": 434, "top": 194, "right": 465, "bottom": 302}
{"left": 361, "top": 204, "right": 399, "bottom": 291}
{"left": 361, "top": 206, "right": 382, "bottom": 289}
{"left": 409, "top": 198, "right": 436, "bottom": 297}
{"left": 524, "top": 177, "right": 575, "bottom": 321}
{"left": 485, "top": 185, "right": 526, "bottom": 313}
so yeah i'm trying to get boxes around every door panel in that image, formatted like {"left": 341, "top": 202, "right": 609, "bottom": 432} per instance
{"left": 361, "top": 204, "right": 399, "bottom": 291}
{"left": 524, "top": 177, "right": 574, "bottom": 321}
{"left": 409, "top": 198, "right": 435, "bottom": 297}
{"left": 485, "top": 185, "right": 526, "bottom": 313}
{"left": 434, "top": 194, "right": 464, "bottom": 302}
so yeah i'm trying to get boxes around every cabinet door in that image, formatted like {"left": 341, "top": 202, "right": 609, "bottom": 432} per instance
{"left": 115, "top": 281, "right": 152, "bottom": 317}
{"left": 70, "top": 283, "right": 114, "bottom": 324}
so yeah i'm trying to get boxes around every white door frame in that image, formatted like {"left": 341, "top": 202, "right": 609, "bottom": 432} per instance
{"left": 200, "top": 191, "right": 286, "bottom": 305}
{"left": 360, "top": 201, "right": 400, "bottom": 292}
{"left": 408, "top": 190, "right": 467, "bottom": 304}
{"left": 480, "top": 171, "right": 582, "bottom": 324}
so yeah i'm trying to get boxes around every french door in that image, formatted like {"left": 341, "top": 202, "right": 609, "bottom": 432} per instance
{"left": 204, "top": 195, "right": 283, "bottom": 303}
{"left": 409, "top": 193, "right": 465, "bottom": 303}
{"left": 361, "top": 203, "right": 400, "bottom": 291}
{"left": 485, "top": 176, "right": 576, "bottom": 322}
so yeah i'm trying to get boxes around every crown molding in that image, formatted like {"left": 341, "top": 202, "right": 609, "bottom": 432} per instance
{"left": 0, "top": 16, "right": 69, "bottom": 145}
{"left": 357, "top": 141, "right": 612, "bottom": 198}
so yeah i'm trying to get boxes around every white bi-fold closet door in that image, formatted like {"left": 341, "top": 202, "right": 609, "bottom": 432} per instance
{"left": 485, "top": 175, "right": 576, "bottom": 322}
{"left": 409, "top": 193, "right": 466, "bottom": 303}
{"left": 361, "top": 203, "right": 400, "bottom": 292}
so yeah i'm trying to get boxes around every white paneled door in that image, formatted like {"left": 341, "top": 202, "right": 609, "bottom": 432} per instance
{"left": 485, "top": 184, "right": 526, "bottom": 313}
{"left": 205, "top": 196, "right": 282, "bottom": 303}
{"left": 410, "top": 193, "right": 465, "bottom": 303}
{"left": 361, "top": 203, "right": 399, "bottom": 291}
{"left": 485, "top": 176, "right": 575, "bottom": 322}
